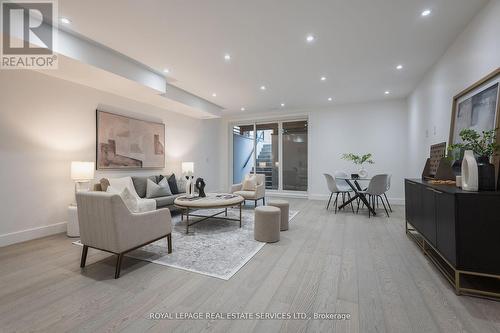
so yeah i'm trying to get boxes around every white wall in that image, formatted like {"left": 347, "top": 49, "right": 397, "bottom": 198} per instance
{"left": 408, "top": 0, "right": 500, "bottom": 177}
{"left": 0, "top": 70, "right": 222, "bottom": 246}
{"left": 221, "top": 99, "right": 408, "bottom": 203}
{"left": 308, "top": 100, "right": 408, "bottom": 202}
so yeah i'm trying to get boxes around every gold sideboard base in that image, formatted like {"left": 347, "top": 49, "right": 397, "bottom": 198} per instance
{"left": 406, "top": 221, "right": 500, "bottom": 301}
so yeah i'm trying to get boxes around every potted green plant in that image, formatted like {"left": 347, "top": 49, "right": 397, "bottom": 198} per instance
{"left": 449, "top": 128, "right": 499, "bottom": 191}
{"left": 341, "top": 153, "right": 374, "bottom": 178}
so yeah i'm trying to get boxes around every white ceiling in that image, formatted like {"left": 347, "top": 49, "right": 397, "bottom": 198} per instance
{"left": 58, "top": 0, "right": 487, "bottom": 114}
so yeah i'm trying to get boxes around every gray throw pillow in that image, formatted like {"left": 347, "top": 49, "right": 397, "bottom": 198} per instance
{"left": 146, "top": 178, "right": 172, "bottom": 198}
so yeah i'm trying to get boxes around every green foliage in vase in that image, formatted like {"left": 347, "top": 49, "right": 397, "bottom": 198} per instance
{"left": 448, "top": 128, "right": 500, "bottom": 158}
{"left": 341, "top": 153, "right": 375, "bottom": 165}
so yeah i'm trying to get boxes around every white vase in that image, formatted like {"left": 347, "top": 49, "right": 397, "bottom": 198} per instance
{"left": 190, "top": 180, "right": 195, "bottom": 196}
{"left": 358, "top": 166, "right": 368, "bottom": 178}
{"left": 185, "top": 177, "right": 193, "bottom": 196}
{"left": 461, "top": 150, "right": 478, "bottom": 192}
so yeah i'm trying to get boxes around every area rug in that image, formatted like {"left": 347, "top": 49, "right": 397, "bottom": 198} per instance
{"left": 74, "top": 208, "right": 298, "bottom": 280}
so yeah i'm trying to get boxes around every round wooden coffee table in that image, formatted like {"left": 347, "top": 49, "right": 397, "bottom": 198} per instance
{"left": 174, "top": 193, "right": 244, "bottom": 233}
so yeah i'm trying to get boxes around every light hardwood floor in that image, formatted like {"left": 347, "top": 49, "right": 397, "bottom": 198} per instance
{"left": 1, "top": 199, "right": 500, "bottom": 333}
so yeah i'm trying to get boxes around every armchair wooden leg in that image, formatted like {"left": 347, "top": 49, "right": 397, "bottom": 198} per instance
{"left": 115, "top": 253, "right": 124, "bottom": 279}
{"left": 262, "top": 197, "right": 265, "bottom": 205}
{"left": 80, "top": 245, "right": 88, "bottom": 268}
{"left": 255, "top": 200, "right": 257, "bottom": 206}
{"left": 167, "top": 233, "right": 172, "bottom": 254}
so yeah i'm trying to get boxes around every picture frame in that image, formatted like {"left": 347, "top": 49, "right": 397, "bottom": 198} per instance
{"left": 96, "top": 110, "right": 165, "bottom": 170}
{"left": 449, "top": 68, "right": 500, "bottom": 146}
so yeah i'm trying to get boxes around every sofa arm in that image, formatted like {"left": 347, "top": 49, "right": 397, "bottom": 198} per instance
{"left": 116, "top": 208, "right": 172, "bottom": 252}
{"left": 255, "top": 183, "right": 265, "bottom": 199}
{"left": 231, "top": 183, "right": 242, "bottom": 193}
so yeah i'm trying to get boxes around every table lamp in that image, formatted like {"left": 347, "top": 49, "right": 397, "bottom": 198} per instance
{"left": 181, "top": 162, "right": 195, "bottom": 197}
{"left": 71, "top": 161, "right": 95, "bottom": 205}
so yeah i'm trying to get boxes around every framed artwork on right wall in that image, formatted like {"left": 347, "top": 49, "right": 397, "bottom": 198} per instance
{"left": 449, "top": 68, "right": 500, "bottom": 146}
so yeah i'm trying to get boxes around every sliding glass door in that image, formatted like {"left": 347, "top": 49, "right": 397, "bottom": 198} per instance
{"left": 282, "top": 121, "right": 308, "bottom": 191}
{"left": 232, "top": 124, "right": 254, "bottom": 184}
{"left": 255, "top": 123, "right": 279, "bottom": 190}
{"left": 232, "top": 119, "right": 308, "bottom": 192}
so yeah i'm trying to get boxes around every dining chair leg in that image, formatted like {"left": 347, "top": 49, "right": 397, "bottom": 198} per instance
{"left": 326, "top": 192, "right": 333, "bottom": 210}
{"left": 384, "top": 193, "right": 392, "bottom": 212}
{"left": 380, "top": 195, "right": 390, "bottom": 217}
{"left": 356, "top": 198, "right": 360, "bottom": 213}
{"left": 368, "top": 196, "right": 371, "bottom": 218}
{"left": 347, "top": 192, "right": 355, "bottom": 214}
{"left": 376, "top": 196, "right": 379, "bottom": 208}
{"left": 334, "top": 193, "right": 339, "bottom": 214}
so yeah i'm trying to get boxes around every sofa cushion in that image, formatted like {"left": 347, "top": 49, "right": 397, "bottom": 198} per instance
{"left": 108, "top": 177, "right": 139, "bottom": 198}
{"left": 163, "top": 174, "right": 179, "bottom": 194}
{"left": 146, "top": 178, "right": 172, "bottom": 198}
{"left": 242, "top": 175, "right": 257, "bottom": 191}
{"left": 132, "top": 176, "right": 157, "bottom": 198}
{"left": 99, "top": 178, "right": 110, "bottom": 192}
{"left": 155, "top": 193, "right": 184, "bottom": 208}
{"left": 107, "top": 186, "right": 156, "bottom": 213}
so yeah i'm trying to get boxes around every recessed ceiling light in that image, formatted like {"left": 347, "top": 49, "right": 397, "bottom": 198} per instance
{"left": 224, "top": 54, "right": 231, "bottom": 61}
{"left": 280, "top": 103, "right": 285, "bottom": 107}
{"left": 212, "top": 93, "right": 217, "bottom": 97}
{"left": 260, "top": 85, "right": 266, "bottom": 91}
{"left": 385, "top": 91, "right": 390, "bottom": 95}
{"left": 240, "top": 107, "right": 245, "bottom": 111}
{"left": 320, "top": 76, "right": 327, "bottom": 81}
{"left": 163, "top": 68, "right": 170, "bottom": 73}
{"left": 60, "top": 17, "right": 71, "bottom": 24}
{"left": 421, "top": 9, "right": 431, "bottom": 16}
{"left": 306, "top": 34, "right": 315, "bottom": 43}
{"left": 396, "top": 64, "right": 403, "bottom": 70}
{"left": 328, "top": 97, "right": 333, "bottom": 101}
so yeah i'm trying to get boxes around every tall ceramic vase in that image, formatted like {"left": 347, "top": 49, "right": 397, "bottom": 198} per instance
{"left": 185, "top": 176, "right": 193, "bottom": 197}
{"left": 461, "top": 150, "right": 478, "bottom": 192}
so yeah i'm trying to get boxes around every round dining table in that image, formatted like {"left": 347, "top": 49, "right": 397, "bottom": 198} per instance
{"left": 336, "top": 177, "right": 377, "bottom": 216}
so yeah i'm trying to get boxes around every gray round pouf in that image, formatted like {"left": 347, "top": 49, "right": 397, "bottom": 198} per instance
{"left": 268, "top": 199, "right": 290, "bottom": 231}
{"left": 254, "top": 206, "right": 281, "bottom": 243}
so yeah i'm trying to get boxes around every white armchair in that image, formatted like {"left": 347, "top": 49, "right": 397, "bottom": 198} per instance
{"left": 76, "top": 191, "right": 172, "bottom": 278}
{"left": 231, "top": 174, "right": 266, "bottom": 206}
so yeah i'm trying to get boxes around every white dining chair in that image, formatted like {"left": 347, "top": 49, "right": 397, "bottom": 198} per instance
{"left": 323, "top": 173, "right": 355, "bottom": 214}
{"left": 334, "top": 170, "right": 357, "bottom": 206}
{"left": 356, "top": 174, "right": 390, "bottom": 217}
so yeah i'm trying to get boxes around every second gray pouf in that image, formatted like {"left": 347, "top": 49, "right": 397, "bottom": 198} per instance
{"left": 254, "top": 206, "right": 281, "bottom": 243}
{"left": 268, "top": 199, "right": 290, "bottom": 231}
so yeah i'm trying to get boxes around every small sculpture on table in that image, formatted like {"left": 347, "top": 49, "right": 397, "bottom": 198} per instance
{"left": 195, "top": 178, "right": 206, "bottom": 197}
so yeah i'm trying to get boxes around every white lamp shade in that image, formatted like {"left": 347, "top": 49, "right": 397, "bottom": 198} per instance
{"left": 182, "top": 162, "right": 194, "bottom": 175}
{"left": 71, "top": 161, "right": 95, "bottom": 181}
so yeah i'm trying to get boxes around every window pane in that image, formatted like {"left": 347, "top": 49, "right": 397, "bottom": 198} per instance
{"left": 255, "top": 123, "right": 279, "bottom": 190}
{"left": 233, "top": 125, "right": 254, "bottom": 184}
{"left": 282, "top": 121, "right": 308, "bottom": 191}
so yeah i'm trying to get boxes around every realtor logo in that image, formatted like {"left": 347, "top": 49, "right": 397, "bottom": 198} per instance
{"left": 1, "top": 0, "right": 58, "bottom": 69}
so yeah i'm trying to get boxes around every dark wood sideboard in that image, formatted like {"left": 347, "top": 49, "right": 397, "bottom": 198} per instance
{"left": 405, "top": 179, "right": 500, "bottom": 299}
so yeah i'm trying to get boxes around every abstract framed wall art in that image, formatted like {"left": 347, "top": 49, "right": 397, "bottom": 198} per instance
{"left": 96, "top": 110, "right": 165, "bottom": 170}
{"left": 449, "top": 68, "right": 500, "bottom": 145}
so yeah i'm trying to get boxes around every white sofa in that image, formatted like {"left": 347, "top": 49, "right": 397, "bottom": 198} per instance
{"left": 76, "top": 191, "right": 172, "bottom": 279}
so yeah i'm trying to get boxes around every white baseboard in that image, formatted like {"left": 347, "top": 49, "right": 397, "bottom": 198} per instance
{"left": 308, "top": 193, "right": 405, "bottom": 206}
{"left": 267, "top": 191, "right": 308, "bottom": 199}
{"left": 0, "top": 222, "right": 67, "bottom": 247}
